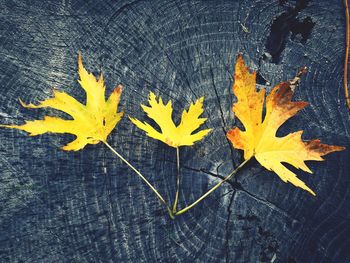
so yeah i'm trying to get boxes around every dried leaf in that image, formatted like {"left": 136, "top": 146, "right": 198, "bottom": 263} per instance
{"left": 1, "top": 54, "right": 124, "bottom": 151}
{"left": 227, "top": 54, "right": 345, "bottom": 195}
{"left": 129, "top": 92, "right": 212, "bottom": 147}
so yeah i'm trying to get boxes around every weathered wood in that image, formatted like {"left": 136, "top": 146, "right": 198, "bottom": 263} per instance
{"left": 0, "top": 0, "right": 349, "bottom": 262}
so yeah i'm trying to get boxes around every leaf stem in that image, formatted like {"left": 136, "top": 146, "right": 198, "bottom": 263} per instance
{"left": 175, "top": 158, "right": 250, "bottom": 216}
{"left": 172, "top": 147, "right": 181, "bottom": 213}
{"left": 103, "top": 141, "right": 174, "bottom": 219}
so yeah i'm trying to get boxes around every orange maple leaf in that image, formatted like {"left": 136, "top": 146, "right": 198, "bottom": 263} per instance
{"left": 227, "top": 54, "right": 345, "bottom": 195}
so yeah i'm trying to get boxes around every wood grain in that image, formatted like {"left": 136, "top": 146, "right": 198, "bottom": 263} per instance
{"left": 0, "top": 0, "right": 349, "bottom": 262}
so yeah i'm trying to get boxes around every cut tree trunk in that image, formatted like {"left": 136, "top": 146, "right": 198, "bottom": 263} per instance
{"left": 0, "top": 0, "right": 349, "bottom": 262}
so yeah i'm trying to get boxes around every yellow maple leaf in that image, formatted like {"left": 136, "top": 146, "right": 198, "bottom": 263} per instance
{"left": 129, "top": 92, "right": 212, "bottom": 147}
{"left": 1, "top": 53, "right": 124, "bottom": 151}
{"left": 227, "top": 54, "right": 345, "bottom": 195}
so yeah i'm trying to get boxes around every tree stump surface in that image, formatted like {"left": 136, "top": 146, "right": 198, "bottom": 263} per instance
{"left": 0, "top": 0, "right": 349, "bottom": 262}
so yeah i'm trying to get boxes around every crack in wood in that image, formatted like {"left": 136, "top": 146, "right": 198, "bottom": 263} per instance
{"left": 209, "top": 66, "right": 238, "bottom": 168}
{"left": 225, "top": 190, "right": 236, "bottom": 263}
{"left": 175, "top": 163, "right": 300, "bottom": 223}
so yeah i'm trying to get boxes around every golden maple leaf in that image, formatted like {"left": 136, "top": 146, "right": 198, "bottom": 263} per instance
{"left": 1, "top": 54, "right": 124, "bottom": 151}
{"left": 227, "top": 54, "right": 345, "bottom": 195}
{"left": 129, "top": 92, "right": 212, "bottom": 147}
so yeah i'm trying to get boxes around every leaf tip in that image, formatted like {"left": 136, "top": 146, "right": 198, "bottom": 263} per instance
{"left": 236, "top": 53, "right": 244, "bottom": 61}
{"left": 305, "top": 186, "right": 316, "bottom": 196}
{"left": 114, "top": 84, "right": 123, "bottom": 94}
{"left": 149, "top": 91, "right": 156, "bottom": 98}
{"left": 77, "top": 52, "right": 85, "bottom": 74}
{"left": 18, "top": 98, "right": 27, "bottom": 107}
{"left": 206, "top": 127, "right": 213, "bottom": 134}
{"left": 128, "top": 116, "right": 137, "bottom": 124}
{"left": 78, "top": 51, "right": 82, "bottom": 62}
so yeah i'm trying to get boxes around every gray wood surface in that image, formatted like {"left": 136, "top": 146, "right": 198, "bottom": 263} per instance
{"left": 0, "top": 0, "right": 349, "bottom": 262}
